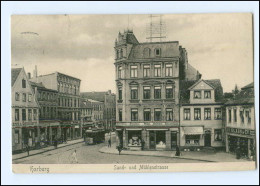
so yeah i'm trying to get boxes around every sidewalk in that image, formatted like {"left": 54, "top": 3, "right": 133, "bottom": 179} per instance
{"left": 99, "top": 144, "right": 251, "bottom": 162}
{"left": 12, "top": 138, "right": 84, "bottom": 160}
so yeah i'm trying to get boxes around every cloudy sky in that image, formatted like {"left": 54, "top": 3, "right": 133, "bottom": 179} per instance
{"left": 11, "top": 13, "right": 253, "bottom": 93}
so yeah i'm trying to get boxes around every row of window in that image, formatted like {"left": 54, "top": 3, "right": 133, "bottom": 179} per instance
{"left": 15, "top": 92, "right": 32, "bottom": 102}
{"left": 118, "top": 63, "right": 175, "bottom": 79}
{"left": 116, "top": 48, "right": 162, "bottom": 60}
{"left": 183, "top": 108, "right": 222, "bottom": 120}
{"left": 58, "top": 111, "right": 80, "bottom": 121}
{"left": 14, "top": 109, "right": 37, "bottom": 121}
{"left": 39, "top": 106, "right": 57, "bottom": 120}
{"left": 194, "top": 90, "right": 211, "bottom": 99}
{"left": 118, "top": 85, "right": 174, "bottom": 100}
{"left": 58, "top": 76, "right": 80, "bottom": 85}
{"left": 228, "top": 109, "right": 251, "bottom": 125}
{"left": 118, "top": 108, "right": 174, "bottom": 122}
{"left": 58, "top": 98, "right": 80, "bottom": 108}
{"left": 37, "top": 91, "right": 57, "bottom": 101}
{"left": 58, "top": 82, "right": 79, "bottom": 95}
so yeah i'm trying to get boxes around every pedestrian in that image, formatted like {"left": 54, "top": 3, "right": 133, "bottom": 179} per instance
{"left": 54, "top": 137, "right": 58, "bottom": 149}
{"left": 25, "top": 144, "right": 30, "bottom": 156}
{"left": 175, "top": 145, "right": 180, "bottom": 156}
{"left": 236, "top": 146, "right": 241, "bottom": 159}
{"left": 117, "top": 145, "right": 122, "bottom": 155}
{"left": 71, "top": 150, "right": 78, "bottom": 164}
{"left": 141, "top": 139, "right": 145, "bottom": 151}
{"left": 108, "top": 138, "right": 111, "bottom": 148}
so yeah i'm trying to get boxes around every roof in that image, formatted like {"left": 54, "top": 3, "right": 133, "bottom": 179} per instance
{"left": 29, "top": 81, "right": 58, "bottom": 92}
{"left": 81, "top": 92, "right": 107, "bottom": 102}
{"left": 80, "top": 100, "right": 92, "bottom": 109}
{"left": 180, "top": 79, "right": 224, "bottom": 104}
{"left": 87, "top": 99, "right": 103, "bottom": 104}
{"left": 241, "top": 82, "right": 254, "bottom": 90}
{"left": 11, "top": 68, "right": 22, "bottom": 86}
{"left": 188, "top": 79, "right": 215, "bottom": 90}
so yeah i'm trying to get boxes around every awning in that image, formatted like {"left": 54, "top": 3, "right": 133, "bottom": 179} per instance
{"left": 183, "top": 127, "right": 203, "bottom": 135}
{"left": 126, "top": 128, "right": 142, "bottom": 131}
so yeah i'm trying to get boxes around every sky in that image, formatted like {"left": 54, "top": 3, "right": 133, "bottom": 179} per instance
{"left": 11, "top": 13, "right": 254, "bottom": 93}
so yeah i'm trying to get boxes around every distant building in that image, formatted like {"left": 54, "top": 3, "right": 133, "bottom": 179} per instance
{"left": 114, "top": 29, "right": 200, "bottom": 150}
{"left": 81, "top": 90, "right": 116, "bottom": 131}
{"left": 12, "top": 68, "right": 39, "bottom": 151}
{"left": 86, "top": 99, "right": 104, "bottom": 129}
{"left": 30, "top": 68, "right": 82, "bottom": 140}
{"left": 225, "top": 82, "right": 255, "bottom": 158}
{"left": 179, "top": 79, "right": 224, "bottom": 150}
{"left": 80, "top": 98, "right": 93, "bottom": 133}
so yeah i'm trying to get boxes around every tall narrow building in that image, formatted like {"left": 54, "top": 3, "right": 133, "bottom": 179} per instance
{"left": 114, "top": 29, "right": 200, "bottom": 150}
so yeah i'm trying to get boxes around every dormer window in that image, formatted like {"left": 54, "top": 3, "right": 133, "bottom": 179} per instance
{"left": 194, "top": 91, "right": 201, "bottom": 99}
{"left": 155, "top": 48, "right": 161, "bottom": 56}
{"left": 204, "top": 91, "right": 211, "bottom": 98}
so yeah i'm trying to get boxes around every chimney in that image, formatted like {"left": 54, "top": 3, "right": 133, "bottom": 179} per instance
{"left": 27, "top": 72, "right": 31, "bottom": 79}
{"left": 33, "top": 65, "right": 38, "bottom": 78}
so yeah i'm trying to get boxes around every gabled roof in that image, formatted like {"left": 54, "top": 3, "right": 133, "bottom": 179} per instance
{"left": 188, "top": 79, "right": 215, "bottom": 90}
{"left": 11, "top": 68, "right": 22, "bottom": 87}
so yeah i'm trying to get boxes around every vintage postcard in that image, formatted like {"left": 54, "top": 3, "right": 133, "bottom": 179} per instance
{"left": 11, "top": 13, "right": 256, "bottom": 173}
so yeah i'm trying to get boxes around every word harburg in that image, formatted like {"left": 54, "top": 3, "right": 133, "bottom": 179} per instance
{"left": 114, "top": 164, "right": 169, "bottom": 171}
{"left": 30, "top": 166, "right": 50, "bottom": 173}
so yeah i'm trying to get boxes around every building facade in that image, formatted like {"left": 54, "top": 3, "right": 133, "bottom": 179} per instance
{"left": 87, "top": 99, "right": 104, "bottom": 129}
{"left": 29, "top": 81, "right": 60, "bottom": 146}
{"left": 30, "top": 70, "right": 82, "bottom": 141}
{"left": 114, "top": 30, "right": 200, "bottom": 150}
{"left": 180, "top": 79, "right": 225, "bottom": 150}
{"left": 12, "top": 68, "right": 39, "bottom": 151}
{"left": 80, "top": 98, "right": 94, "bottom": 134}
{"left": 225, "top": 82, "right": 255, "bottom": 158}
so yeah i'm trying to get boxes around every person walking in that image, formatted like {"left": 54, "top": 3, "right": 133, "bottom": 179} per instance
{"left": 117, "top": 144, "right": 123, "bottom": 155}
{"left": 25, "top": 144, "right": 30, "bottom": 156}
{"left": 108, "top": 138, "right": 111, "bottom": 148}
{"left": 71, "top": 150, "right": 78, "bottom": 164}
{"left": 141, "top": 139, "right": 145, "bottom": 151}
{"left": 175, "top": 145, "right": 181, "bottom": 156}
{"left": 54, "top": 137, "right": 58, "bottom": 149}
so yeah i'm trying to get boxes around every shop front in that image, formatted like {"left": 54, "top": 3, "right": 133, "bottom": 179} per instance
{"left": 147, "top": 130, "right": 167, "bottom": 150}
{"left": 126, "top": 129, "right": 142, "bottom": 150}
{"left": 181, "top": 127, "right": 204, "bottom": 150}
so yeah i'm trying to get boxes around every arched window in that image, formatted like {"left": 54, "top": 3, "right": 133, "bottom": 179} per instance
{"left": 118, "top": 66, "right": 122, "bottom": 79}
{"left": 120, "top": 49, "right": 123, "bottom": 58}
{"left": 143, "top": 48, "right": 151, "bottom": 58}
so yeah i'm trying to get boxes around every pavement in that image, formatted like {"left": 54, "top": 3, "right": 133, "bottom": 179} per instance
{"left": 99, "top": 143, "right": 252, "bottom": 162}
{"left": 12, "top": 138, "right": 84, "bottom": 161}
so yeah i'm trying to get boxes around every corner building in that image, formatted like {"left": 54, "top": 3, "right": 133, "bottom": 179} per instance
{"left": 114, "top": 30, "right": 200, "bottom": 150}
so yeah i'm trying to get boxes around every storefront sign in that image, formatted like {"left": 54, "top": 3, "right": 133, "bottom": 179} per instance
{"left": 226, "top": 127, "right": 255, "bottom": 136}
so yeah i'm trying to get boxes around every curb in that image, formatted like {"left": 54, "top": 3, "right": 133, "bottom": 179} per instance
{"left": 98, "top": 148, "right": 216, "bottom": 162}
{"left": 13, "top": 141, "right": 84, "bottom": 161}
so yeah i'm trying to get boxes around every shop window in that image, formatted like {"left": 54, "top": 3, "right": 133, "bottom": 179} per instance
{"left": 154, "top": 108, "right": 162, "bottom": 121}
{"left": 128, "top": 131, "right": 142, "bottom": 147}
{"left": 130, "top": 65, "right": 138, "bottom": 78}
{"left": 194, "top": 91, "right": 201, "bottom": 99}
{"left": 131, "top": 87, "right": 138, "bottom": 100}
{"left": 154, "top": 64, "right": 161, "bottom": 77}
{"left": 184, "top": 108, "right": 190, "bottom": 120}
{"left": 204, "top": 90, "right": 211, "bottom": 98}
{"left": 156, "top": 131, "right": 166, "bottom": 149}
{"left": 143, "top": 109, "right": 151, "bottom": 121}
{"left": 143, "top": 65, "right": 150, "bottom": 77}
{"left": 185, "top": 135, "right": 200, "bottom": 145}
{"left": 194, "top": 108, "right": 201, "bottom": 120}
{"left": 15, "top": 92, "right": 20, "bottom": 101}
{"left": 22, "top": 79, "right": 26, "bottom": 88}
{"left": 143, "top": 86, "right": 151, "bottom": 99}
{"left": 214, "top": 129, "right": 222, "bottom": 141}
{"left": 131, "top": 109, "right": 138, "bottom": 121}
{"left": 165, "top": 64, "right": 173, "bottom": 77}
{"left": 166, "top": 85, "right": 173, "bottom": 99}
{"left": 14, "top": 130, "right": 19, "bottom": 144}
{"left": 15, "top": 109, "right": 19, "bottom": 121}
{"left": 215, "top": 108, "right": 222, "bottom": 120}
{"left": 166, "top": 108, "right": 173, "bottom": 121}
{"left": 154, "top": 86, "right": 161, "bottom": 99}
{"left": 204, "top": 108, "right": 211, "bottom": 120}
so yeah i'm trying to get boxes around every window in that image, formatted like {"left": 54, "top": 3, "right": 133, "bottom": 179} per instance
{"left": 28, "top": 109, "right": 32, "bottom": 121}
{"left": 194, "top": 108, "right": 201, "bottom": 120}
{"left": 22, "top": 79, "right": 26, "bottom": 88}
{"left": 194, "top": 91, "right": 201, "bottom": 99}
{"left": 143, "top": 109, "right": 151, "bottom": 121}
{"left": 240, "top": 110, "right": 244, "bottom": 124}
{"left": 22, "top": 93, "right": 26, "bottom": 102}
{"left": 15, "top": 109, "right": 19, "bottom": 121}
{"left": 28, "top": 94, "right": 32, "bottom": 102}
{"left": 165, "top": 64, "right": 173, "bottom": 77}
{"left": 143, "top": 86, "right": 151, "bottom": 99}
{"left": 15, "top": 92, "right": 20, "bottom": 101}
{"left": 215, "top": 108, "right": 222, "bottom": 120}
{"left": 143, "top": 65, "right": 150, "bottom": 77}
{"left": 14, "top": 130, "right": 19, "bottom": 144}
{"left": 228, "top": 109, "right": 232, "bottom": 123}
{"left": 204, "top": 91, "right": 211, "bottom": 98}
{"left": 166, "top": 85, "right": 173, "bottom": 99}
{"left": 234, "top": 109, "right": 237, "bottom": 122}
{"left": 185, "top": 135, "right": 200, "bottom": 145}
{"left": 120, "top": 49, "right": 123, "bottom": 58}
{"left": 130, "top": 65, "right": 138, "bottom": 78}
{"left": 22, "top": 109, "right": 26, "bottom": 121}
{"left": 204, "top": 108, "right": 211, "bottom": 120}
{"left": 154, "top": 108, "right": 162, "bottom": 121}
{"left": 131, "top": 109, "right": 138, "bottom": 121}
{"left": 246, "top": 110, "right": 251, "bottom": 124}
{"left": 116, "top": 50, "right": 120, "bottom": 59}
{"left": 154, "top": 65, "right": 161, "bottom": 77}
{"left": 154, "top": 86, "right": 161, "bottom": 99}
{"left": 119, "top": 109, "right": 122, "bottom": 121}
{"left": 184, "top": 108, "right": 190, "bottom": 120}
{"left": 155, "top": 48, "right": 161, "bottom": 56}
{"left": 131, "top": 87, "right": 138, "bottom": 100}
{"left": 118, "top": 66, "right": 122, "bottom": 79}
{"left": 214, "top": 129, "right": 222, "bottom": 141}
{"left": 118, "top": 87, "right": 122, "bottom": 100}
{"left": 166, "top": 108, "right": 173, "bottom": 121}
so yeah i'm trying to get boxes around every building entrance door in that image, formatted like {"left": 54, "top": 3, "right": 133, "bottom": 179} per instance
{"left": 149, "top": 131, "right": 156, "bottom": 149}
{"left": 171, "top": 132, "right": 177, "bottom": 150}
{"left": 204, "top": 131, "right": 211, "bottom": 147}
